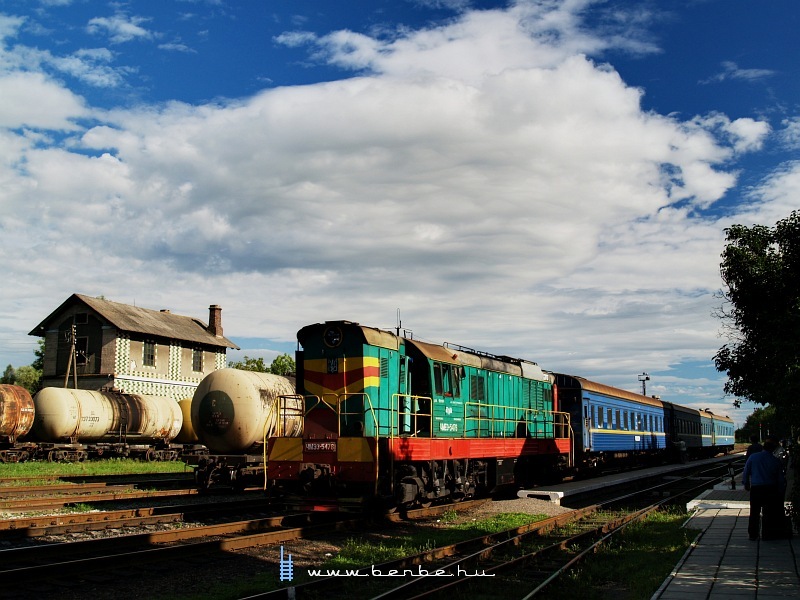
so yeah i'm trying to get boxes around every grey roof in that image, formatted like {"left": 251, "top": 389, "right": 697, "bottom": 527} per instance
{"left": 29, "top": 294, "right": 239, "bottom": 349}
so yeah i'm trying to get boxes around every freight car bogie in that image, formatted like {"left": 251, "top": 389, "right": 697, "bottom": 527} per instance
{"left": 0, "top": 443, "right": 36, "bottom": 463}
{"left": 192, "top": 454, "right": 266, "bottom": 491}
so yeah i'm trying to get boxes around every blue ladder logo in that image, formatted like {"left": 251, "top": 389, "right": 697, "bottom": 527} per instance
{"left": 279, "top": 546, "right": 294, "bottom": 582}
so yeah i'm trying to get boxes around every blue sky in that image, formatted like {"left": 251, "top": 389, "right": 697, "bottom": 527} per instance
{"left": 1, "top": 0, "right": 798, "bottom": 428}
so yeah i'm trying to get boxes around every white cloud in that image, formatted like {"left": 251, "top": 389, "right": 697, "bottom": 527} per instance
{"left": 0, "top": 71, "right": 87, "bottom": 128}
{"left": 700, "top": 60, "right": 775, "bottom": 85}
{"left": 1, "top": 16, "right": 133, "bottom": 88}
{"left": 86, "top": 13, "right": 154, "bottom": 44}
{"left": 779, "top": 117, "right": 800, "bottom": 150}
{"left": 0, "top": 0, "right": 784, "bottom": 427}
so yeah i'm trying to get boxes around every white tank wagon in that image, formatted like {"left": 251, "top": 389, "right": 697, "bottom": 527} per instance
{"left": 191, "top": 369, "right": 302, "bottom": 454}
{"left": 32, "top": 388, "right": 183, "bottom": 461}
{"left": 189, "top": 368, "right": 303, "bottom": 489}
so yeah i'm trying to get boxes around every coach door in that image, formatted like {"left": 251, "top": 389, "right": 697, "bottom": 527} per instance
{"left": 584, "top": 400, "right": 592, "bottom": 449}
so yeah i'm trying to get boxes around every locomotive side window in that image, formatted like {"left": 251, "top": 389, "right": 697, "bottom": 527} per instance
{"left": 433, "top": 362, "right": 460, "bottom": 397}
{"left": 607, "top": 408, "right": 612, "bottom": 429}
{"left": 434, "top": 363, "right": 443, "bottom": 396}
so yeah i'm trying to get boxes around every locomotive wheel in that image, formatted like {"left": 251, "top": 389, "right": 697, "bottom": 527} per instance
{"left": 47, "top": 450, "right": 57, "bottom": 463}
{"left": 146, "top": 449, "right": 156, "bottom": 462}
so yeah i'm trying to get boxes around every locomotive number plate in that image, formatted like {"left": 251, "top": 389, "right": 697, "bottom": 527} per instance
{"left": 304, "top": 441, "right": 337, "bottom": 452}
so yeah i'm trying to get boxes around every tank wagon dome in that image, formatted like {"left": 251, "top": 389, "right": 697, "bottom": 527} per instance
{"left": 191, "top": 368, "right": 301, "bottom": 454}
{"left": 174, "top": 397, "right": 199, "bottom": 443}
{"left": 0, "top": 384, "right": 36, "bottom": 442}
{"left": 32, "top": 388, "right": 182, "bottom": 443}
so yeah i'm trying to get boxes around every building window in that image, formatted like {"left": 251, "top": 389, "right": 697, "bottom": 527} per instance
{"left": 192, "top": 348, "right": 203, "bottom": 372}
{"left": 143, "top": 341, "right": 156, "bottom": 367}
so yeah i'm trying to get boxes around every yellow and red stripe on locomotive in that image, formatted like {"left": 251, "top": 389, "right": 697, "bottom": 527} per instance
{"left": 267, "top": 321, "right": 572, "bottom": 508}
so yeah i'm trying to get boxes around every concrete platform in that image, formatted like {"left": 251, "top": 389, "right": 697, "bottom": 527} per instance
{"left": 518, "top": 454, "right": 739, "bottom": 504}
{"left": 653, "top": 470, "right": 798, "bottom": 599}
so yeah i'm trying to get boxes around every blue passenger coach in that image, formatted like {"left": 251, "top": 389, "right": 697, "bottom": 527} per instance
{"left": 554, "top": 374, "right": 668, "bottom": 470}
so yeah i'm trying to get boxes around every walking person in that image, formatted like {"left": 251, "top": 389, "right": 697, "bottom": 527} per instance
{"left": 745, "top": 434, "right": 762, "bottom": 458}
{"left": 743, "top": 437, "right": 787, "bottom": 540}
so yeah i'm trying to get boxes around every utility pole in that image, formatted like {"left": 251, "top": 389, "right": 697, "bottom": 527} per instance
{"left": 63, "top": 324, "right": 78, "bottom": 389}
{"left": 638, "top": 372, "right": 650, "bottom": 396}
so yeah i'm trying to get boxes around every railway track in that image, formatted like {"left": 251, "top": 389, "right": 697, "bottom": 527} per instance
{"left": 0, "top": 497, "right": 277, "bottom": 538}
{"left": 0, "top": 462, "right": 734, "bottom": 600}
{"left": 0, "top": 473, "right": 241, "bottom": 512}
{"left": 0, "top": 485, "right": 202, "bottom": 511}
{"left": 0, "top": 497, "right": 487, "bottom": 599}
{"left": 246, "top": 466, "right": 736, "bottom": 599}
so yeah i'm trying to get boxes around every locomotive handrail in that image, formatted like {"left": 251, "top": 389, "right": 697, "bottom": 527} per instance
{"left": 336, "top": 392, "right": 379, "bottom": 437}
{"left": 463, "top": 400, "right": 572, "bottom": 440}
{"left": 390, "top": 393, "right": 434, "bottom": 438}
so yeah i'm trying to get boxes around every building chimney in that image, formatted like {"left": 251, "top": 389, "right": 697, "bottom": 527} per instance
{"left": 208, "top": 305, "right": 223, "bottom": 337}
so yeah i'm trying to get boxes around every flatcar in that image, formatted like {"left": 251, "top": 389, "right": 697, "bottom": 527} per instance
{"left": 266, "top": 321, "right": 572, "bottom": 508}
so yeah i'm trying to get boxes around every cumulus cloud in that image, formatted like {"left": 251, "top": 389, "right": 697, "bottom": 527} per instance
{"left": 0, "top": 71, "right": 87, "bottom": 128}
{"left": 0, "top": 0, "right": 785, "bottom": 426}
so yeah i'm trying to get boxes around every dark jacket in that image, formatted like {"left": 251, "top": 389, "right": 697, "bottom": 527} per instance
{"left": 743, "top": 449, "right": 786, "bottom": 489}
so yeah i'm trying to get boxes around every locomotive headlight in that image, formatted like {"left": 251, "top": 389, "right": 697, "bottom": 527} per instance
{"left": 323, "top": 325, "right": 343, "bottom": 348}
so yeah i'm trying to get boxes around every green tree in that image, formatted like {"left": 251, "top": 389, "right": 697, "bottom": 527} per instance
{"left": 228, "top": 355, "right": 269, "bottom": 372}
{"left": 1, "top": 364, "right": 15, "bottom": 384}
{"left": 714, "top": 210, "right": 800, "bottom": 425}
{"left": 32, "top": 339, "right": 44, "bottom": 372}
{"left": 269, "top": 353, "right": 295, "bottom": 376}
{"left": 13, "top": 365, "right": 41, "bottom": 394}
{"left": 735, "top": 405, "right": 791, "bottom": 442}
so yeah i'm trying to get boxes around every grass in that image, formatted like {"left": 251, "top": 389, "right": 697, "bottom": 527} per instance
{"left": 546, "top": 507, "right": 699, "bottom": 599}
{"left": 0, "top": 458, "right": 190, "bottom": 483}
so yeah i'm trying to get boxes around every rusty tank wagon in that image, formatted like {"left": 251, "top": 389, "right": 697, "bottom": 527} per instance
{"left": 0, "top": 384, "right": 37, "bottom": 462}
